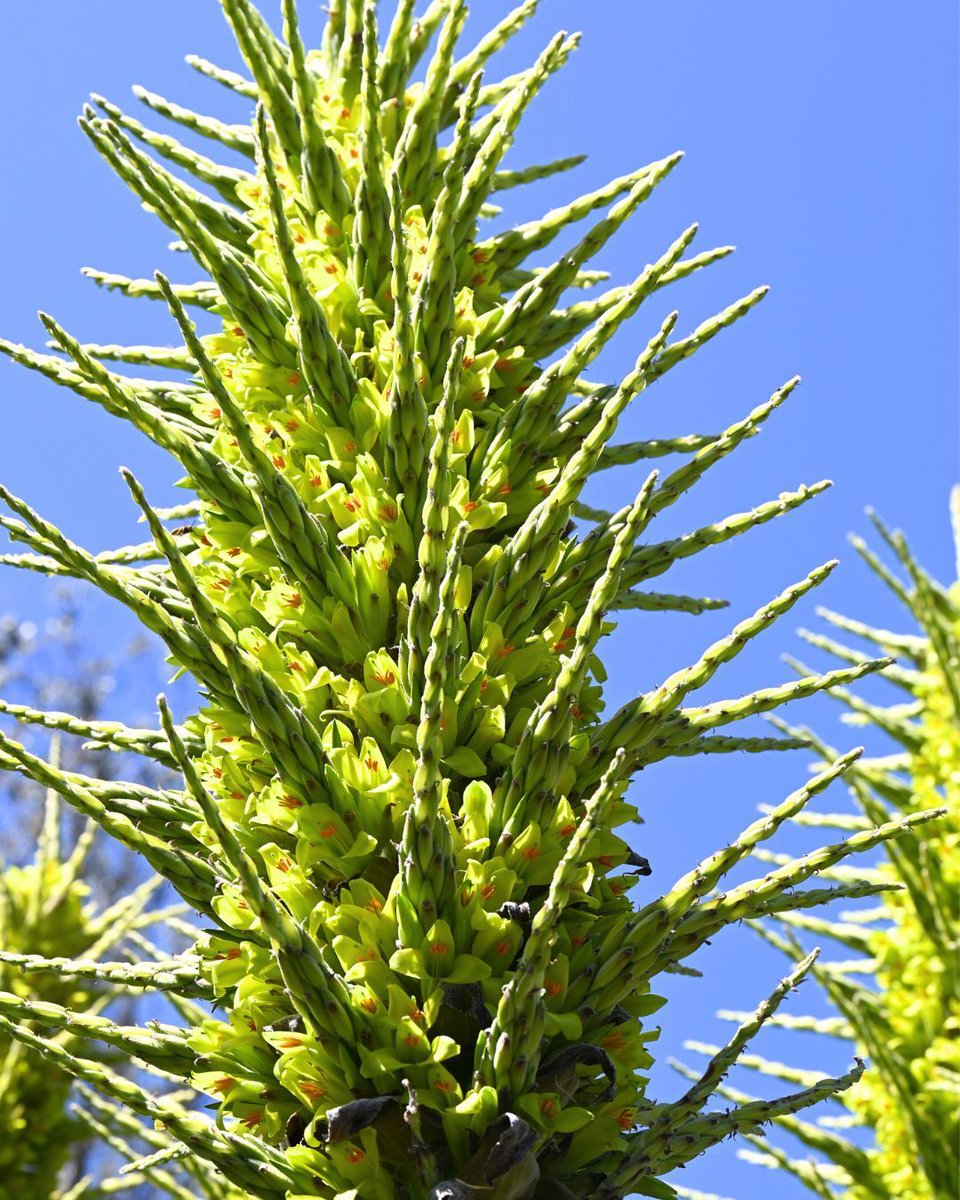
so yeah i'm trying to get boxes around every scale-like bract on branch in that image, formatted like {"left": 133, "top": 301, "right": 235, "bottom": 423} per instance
{"left": 696, "top": 494, "right": 959, "bottom": 1199}
{"left": 0, "top": 4, "right": 940, "bottom": 1198}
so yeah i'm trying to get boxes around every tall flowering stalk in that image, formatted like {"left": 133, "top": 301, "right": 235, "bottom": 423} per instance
{"left": 0, "top": 770, "right": 187, "bottom": 1198}
{"left": 0, "top": 782, "right": 98, "bottom": 1199}
{"left": 0, "top": 3, "right": 943, "bottom": 1198}
{"left": 681, "top": 493, "right": 959, "bottom": 1198}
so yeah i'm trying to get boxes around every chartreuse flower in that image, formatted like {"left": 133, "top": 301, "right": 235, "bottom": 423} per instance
{"left": 683, "top": 492, "right": 959, "bottom": 1198}
{"left": 0, "top": 3, "right": 944, "bottom": 1198}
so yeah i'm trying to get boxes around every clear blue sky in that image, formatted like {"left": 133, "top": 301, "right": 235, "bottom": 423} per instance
{"left": 0, "top": 3, "right": 956, "bottom": 1196}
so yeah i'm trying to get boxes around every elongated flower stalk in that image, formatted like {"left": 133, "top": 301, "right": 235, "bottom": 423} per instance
{"left": 0, "top": 779, "right": 248, "bottom": 1199}
{"left": 0, "top": 4, "right": 943, "bottom": 1198}
{"left": 0, "top": 769, "right": 181, "bottom": 1199}
{"left": 683, "top": 493, "right": 959, "bottom": 1198}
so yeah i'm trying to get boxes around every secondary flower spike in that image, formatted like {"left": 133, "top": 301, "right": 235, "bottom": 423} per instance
{"left": 695, "top": 494, "right": 959, "bottom": 1200}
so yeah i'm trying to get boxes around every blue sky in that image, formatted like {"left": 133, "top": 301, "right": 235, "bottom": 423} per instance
{"left": 0, "top": 3, "right": 956, "bottom": 1196}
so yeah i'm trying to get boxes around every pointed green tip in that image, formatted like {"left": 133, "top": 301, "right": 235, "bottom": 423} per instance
{"left": 37, "top": 312, "right": 59, "bottom": 338}
{"left": 119, "top": 467, "right": 148, "bottom": 511}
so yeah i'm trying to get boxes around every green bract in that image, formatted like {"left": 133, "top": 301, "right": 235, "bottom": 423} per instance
{"left": 684, "top": 494, "right": 959, "bottom": 1198}
{"left": 0, "top": 3, "right": 943, "bottom": 1198}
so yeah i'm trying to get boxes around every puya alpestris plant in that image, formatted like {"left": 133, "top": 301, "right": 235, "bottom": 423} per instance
{"left": 0, "top": 3, "right": 945, "bottom": 1198}
{"left": 1, "top": 813, "right": 256, "bottom": 1200}
{"left": 0, "top": 759, "right": 192, "bottom": 1200}
{"left": 680, "top": 493, "right": 959, "bottom": 1198}
{"left": 0, "top": 753, "right": 250, "bottom": 1199}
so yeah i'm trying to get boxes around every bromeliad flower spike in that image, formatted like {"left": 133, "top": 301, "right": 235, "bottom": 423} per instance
{"left": 0, "top": 780, "right": 111, "bottom": 1199}
{"left": 685, "top": 495, "right": 959, "bottom": 1200}
{"left": 0, "top": 3, "right": 944, "bottom": 1198}
{"left": 0, "top": 768, "right": 202, "bottom": 1199}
